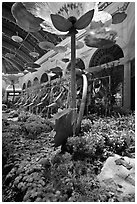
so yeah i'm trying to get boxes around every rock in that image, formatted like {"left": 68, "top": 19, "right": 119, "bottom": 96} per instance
{"left": 97, "top": 154, "right": 135, "bottom": 200}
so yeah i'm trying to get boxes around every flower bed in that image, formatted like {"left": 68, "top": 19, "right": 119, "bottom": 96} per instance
{"left": 2, "top": 111, "right": 135, "bottom": 202}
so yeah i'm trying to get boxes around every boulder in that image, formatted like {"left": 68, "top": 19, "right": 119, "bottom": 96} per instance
{"left": 97, "top": 154, "right": 135, "bottom": 199}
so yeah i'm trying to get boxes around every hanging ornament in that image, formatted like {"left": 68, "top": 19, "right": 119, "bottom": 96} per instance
{"left": 11, "top": 35, "right": 23, "bottom": 43}
{"left": 112, "top": 12, "right": 127, "bottom": 24}
{"left": 25, "top": 62, "right": 41, "bottom": 68}
{"left": 29, "top": 51, "right": 39, "bottom": 58}
{"left": 61, "top": 58, "right": 70, "bottom": 63}
{"left": 38, "top": 41, "right": 55, "bottom": 50}
{"left": 68, "top": 40, "right": 84, "bottom": 50}
{"left": 54, "top": 45, "right": 67, "bottom": 53}
{"left": 76, "top": 41, "right": 84, "bottom": 49}
{"left": 89, "top": 3, "right": 112, "bottom": 30}
{"left": 84, "top": 28, "right": 117, "bottom": 49}
{"left": 5, "top": 53, "right": 15, "bottom": 59}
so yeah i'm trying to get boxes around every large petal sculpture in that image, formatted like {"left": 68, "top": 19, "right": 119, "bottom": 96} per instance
{"left": 11, "top": 2, "right": 43, "bottom": 32}
{"left": 23, "top": 2, "right": 96, "bottom": 34}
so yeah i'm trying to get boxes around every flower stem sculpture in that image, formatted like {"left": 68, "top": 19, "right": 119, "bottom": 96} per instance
{"left": 51, "top": 10, "right": 94, "bottom": 135}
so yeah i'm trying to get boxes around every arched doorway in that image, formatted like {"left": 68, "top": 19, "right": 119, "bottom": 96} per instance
{"left": 33, "top": 77, "right": 39, "bottom": 86}
{"left": 27, "top": 80, "right": 31, "bottom": 88}
{"left": 50, "top": 66, "right": 63, "bottom": 80}
{"left": 40, "top": 73, "right": 48, "bottom": 84}
{"left": 88, "top": 44, "right": 125, "bottom": 114}
{"left": 22, "top": 83, "right": 26, "bottom": 90}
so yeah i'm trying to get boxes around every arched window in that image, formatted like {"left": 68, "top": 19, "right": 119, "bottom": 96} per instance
{"left": 33, "top": 77, "right": 39, "bottom": 86}
{"left": 22, "top": 83, "right": 26, "bottom": 90}
{"left": 27, "top": 80, "right": 31, "bottom": 88}
{"left": 40, "top": 73, "right": 48, "bottom": 84}
{"left": 89, "top": 44, "right": 124, "bottom": 67}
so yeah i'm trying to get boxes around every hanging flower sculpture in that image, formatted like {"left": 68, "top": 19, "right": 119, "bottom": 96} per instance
{"left": 84, "top": 28, "right": 117, "bottom": 49}
{"left": 89, "top": 4, "right": 112, "bottom": 30}
{"left": 84, "top": 3, "right": 117, "bottom": 49}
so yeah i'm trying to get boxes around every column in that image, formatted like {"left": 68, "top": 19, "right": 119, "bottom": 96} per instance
{"left": 123, "top": 61, "right": 131, "bottom": 111}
